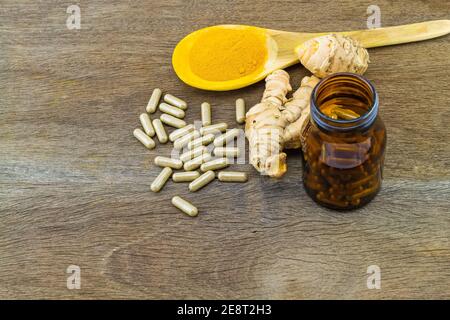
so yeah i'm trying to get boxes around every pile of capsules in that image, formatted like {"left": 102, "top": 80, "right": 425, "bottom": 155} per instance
{"left": 133, "top": 88, "right": 248, "bottom": 217}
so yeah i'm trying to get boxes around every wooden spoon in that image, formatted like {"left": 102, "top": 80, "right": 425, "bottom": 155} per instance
{"left": 172, "top": 20, "right": 450, "bottom": 91}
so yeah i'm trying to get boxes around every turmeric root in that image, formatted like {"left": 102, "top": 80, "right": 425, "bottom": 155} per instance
{"left": 245, "top": 70, "right": 319, "bottom": 177}
{"left": 283, "top": 75, "right": 320, "bottom": 149}
{"left": 297, "top": 34, "right": 369, "bottom": 78}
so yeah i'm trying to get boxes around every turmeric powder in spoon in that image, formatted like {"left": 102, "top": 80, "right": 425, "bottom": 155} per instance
{"left": 188, "top": 27, "right": 268, "bottom": 81}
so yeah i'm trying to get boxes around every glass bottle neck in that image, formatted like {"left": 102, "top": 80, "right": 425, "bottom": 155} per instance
{"left": 310, "top": 73, "right": 379, "bottom": 133}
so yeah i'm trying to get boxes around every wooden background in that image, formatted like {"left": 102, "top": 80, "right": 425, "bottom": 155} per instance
{"left": 0, "top": 0, "right": 449, "bottom": 299}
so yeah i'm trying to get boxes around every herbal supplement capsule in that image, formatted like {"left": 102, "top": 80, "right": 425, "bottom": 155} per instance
{"left": 346, "top": 173, "right": 376, "bottom": 190}
{"left": 152, "top": 119, "right": 168, "bottom": 144}
{"left": 235, "top": 98, "right": 246, "bottom": 124}
{"left": 200, "top": 122, "right": 228, "bottom": 136}
{"left": 316, "top": 192, "right": 349, "bottom": 208}
{"left": 189, "top": 170, "right": 215, "bottom": 192}
{"left": 200, "top": 158, "right": 229, "bottom": 172}
{"left": 214, "top": 147, "right": 240, "bottom": 158}
{"left": 169, "top": 124, "right": 195, "bottom": 142}
{"left": 172, "top": 171, "right": 200, "bottom": 182}
{"left": 201, "top": 102, "right": 212, "bottom": 126}
{"left": 154, "top": 156, "right": 183, "bottom": 169}
{"left": 187, "top": 133, "right": 215, "bottom": 150}
{"left": 350, "top": 180, "right": 381, "bottom": 201}
{"left": 173, "top": 130, "right": 200, "bottom": 150}
{"left": 180, "top": 146, "right": 207, "bottom": 162}
{"left": 133, "top": 128, "right": 156, "bottom": 149}
{"left": 150, "top": 167, "right": 172, "bottom": 192}
{"left": 304, "top": 179, "right": 327, "bottom": 192}
{"left": 159, "top": 102, "right": 185, "bottom": 119}
{"left": 333, "top": 107, "right": 360, "bottom": 120}
{"left": 213, "top": 128, "right": 240, "bottom": 147}
{"left": 139, "top": 113, "right": 155, "bottom": 137}
{"left": 146, "top": 88, "right": 162, "bottom": 113}
{"left": 171, "top": 196, "right": 198, "bottom": 217}
{"left": 160, "top": 113, "right": 186, "bottom": 129}
{"left": 183, "top": 153, "right": 211, "bottom": 171}
{"left": 218, "top": 171, "right": 248, "bottom": 182}
{"left": 163, "top": 94, "right": 187, "bottom": 110}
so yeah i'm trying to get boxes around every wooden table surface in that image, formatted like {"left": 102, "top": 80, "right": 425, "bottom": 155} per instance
{"left": 1, "top": 0, "right": 449, "bottom": 299}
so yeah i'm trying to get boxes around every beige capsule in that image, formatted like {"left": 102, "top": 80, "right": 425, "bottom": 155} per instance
{"left": 171, "top": 196, "right": 198, "bottom": 217}
{"left": 187, "top": 133, "right": 215, "bottom": 150}
{"left": 169, "top": 124, "right": 195, "bottom": 142}
{"left": 235, "top": 98, "right": 246, "bottom": 124}
{"left": 172, "top": 171, "right": 200, "bottom": 182}
{"left": 316, "top": 192, "right": 349, "bottom": 208}
{"left": 146, "top": 88, "right": 162, "bottom": 113}
{"left": 180, "top": 146, "right": 207, "bottom": 162}
{"left": 213, "top": 128, "right": 240, "bottom": 147}
{"left": 333, "top": 107, "right": 360, "bottom": 120}
{"left": 160, "top": 113, "right": 187, "bottom": 129}
{"left": 200, "top": 122, "right": 228, "bottom": 136}
{"left": 218, "top": 171, "right": 248, "bottom": 182}
{"left": 152, "top": 119, "right": 168, "bottom": 144}
{"left": 189, "top": 170, "right": 215, "bottom": 192}
{"left": 139, "top": 113, "right": 155, "bottom": 137}
{"left": 173, "top": 130, "right": 200, "bottom": 150}
{"left": 133, "top": 128, "right": 156, "bottom": 149}
{"left": 183, "top": 153, "right": 211, "bottom": 171}
{"left": 159, "top": 102, "right": 185, "bottom": 119}
{"left": 201, "top": 102, "right": 212, "bottom": 126}
{"left": 163, "top": 94, "right": 187, "bottom": 110}
{"left": 154, "top": 156, "right": 183, "bottom": 169}
{"left": 214, "top": 147, "right": 240, "bottom": 158}
{"left": 150, "top": 167, "right": 172, "bottom": 192}
{"left": 200, "top": 158, "right": 229, "bottom": 172}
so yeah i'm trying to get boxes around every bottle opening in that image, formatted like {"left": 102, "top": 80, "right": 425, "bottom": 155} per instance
{"left": 311, "top": 73, "right": 378, "bottom": 132}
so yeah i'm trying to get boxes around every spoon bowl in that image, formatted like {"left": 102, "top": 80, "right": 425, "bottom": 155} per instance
{"left": 172, "top": 25, "right": 321, "bottom": 91}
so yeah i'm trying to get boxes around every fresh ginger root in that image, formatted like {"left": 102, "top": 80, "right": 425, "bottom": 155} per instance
{"left": 245, "top": 70, "right": 320, "bottom": 177}
{"left": 297, "top": 34, "right": 369, "bottom": 78}
{"left": 283, "top": 76, "right": 320, "bottom": 149}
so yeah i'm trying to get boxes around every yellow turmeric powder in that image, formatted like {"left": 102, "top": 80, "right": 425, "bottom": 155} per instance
{"left": 189, "top": 27, "right": 268, "bottom": 81}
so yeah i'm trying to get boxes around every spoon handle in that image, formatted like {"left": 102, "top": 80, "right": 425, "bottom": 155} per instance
{"left": 338, "top": 20, "right": 450, "bottom": 48}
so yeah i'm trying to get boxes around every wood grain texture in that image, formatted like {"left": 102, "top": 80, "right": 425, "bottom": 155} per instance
{"left": 0, "top": 0, "right": 449, "bottom": 299}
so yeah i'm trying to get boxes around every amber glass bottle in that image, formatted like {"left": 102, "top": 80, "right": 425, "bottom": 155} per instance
{"left": 302, "top": 73, "right": 387, "bottom": 210}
